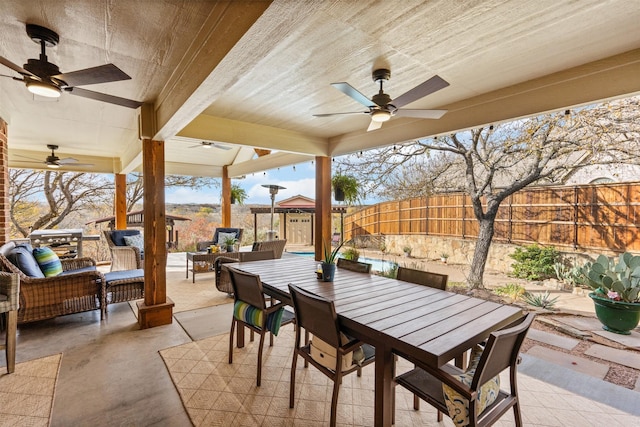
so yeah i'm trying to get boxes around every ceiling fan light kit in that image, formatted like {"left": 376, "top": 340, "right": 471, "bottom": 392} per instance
{"left": 0, "top": 24, "right": 142, "bottom": 108}
{"left": 314, "top": 67, "right": 450, "bottom": 131}
{"left": 26, "top": 80, "right": 61, "bottom": 97}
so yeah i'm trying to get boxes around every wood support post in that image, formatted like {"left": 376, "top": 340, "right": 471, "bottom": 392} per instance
{"left": 221, "top": 166, "right": 231, "bottom": 227}
{"left": 139, "top": 139, "right": 173, "bottom": 328}
{"left": 315, "top": 156, "right": 331, "bottom": 261}
{"left": 114, "top": 174, "right": 127, "bottom": 230}
{"left": 0, "top": 118, "right": 9, "bottom": 243}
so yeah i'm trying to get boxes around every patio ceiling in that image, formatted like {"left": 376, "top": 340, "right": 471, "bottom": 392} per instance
{"left": 1, "top": 0, "right": 639, "bottom": 178}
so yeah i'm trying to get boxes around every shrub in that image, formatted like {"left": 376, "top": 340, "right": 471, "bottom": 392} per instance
{"left": 377, "top": 262, "right": 398, "bottom": 279}
{"left": 343, "top": 247, "right": 360, "bottom": 261}
{"left": 509, "top": 244, "right": 559, "bottom": 280}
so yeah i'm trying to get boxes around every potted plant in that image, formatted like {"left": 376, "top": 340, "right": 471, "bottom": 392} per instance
{"left": 402, "top": 246, "right": 412, "bottom": 257}
{"left": 580, "top": 252, "right": 640, "bottom": 334}
{"left": 331, "top": 174, "right": 359, "bottom": 204}
{"left": 223, "top": 236, "right": 238, "bottom": 252}
{"left": 321, "top": 239, "right": 345, "bottom": 282}
{"left": 441, "top": 253, "right": 449, "bottom": 263}
{"left": 229, "top": 184, "right": 247, "bottom": 205}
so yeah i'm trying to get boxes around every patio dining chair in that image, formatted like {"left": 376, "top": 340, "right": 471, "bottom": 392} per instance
{"left": 288, "top": 284, "right": 375, "bottom": 427}
{"left": 0, "top": 272, "right": 19, "bottom": 373}
{"left": 336, "top": 257, "right": 372, "bottom": 273}
{"left": 226, "top": 266, "right": 294, "bottom": 386}
{"left": 394, "top": 313, "right": 535, "bottom": 427}
{"left": 396, "top": 266, "right": 448, "bottom": 290}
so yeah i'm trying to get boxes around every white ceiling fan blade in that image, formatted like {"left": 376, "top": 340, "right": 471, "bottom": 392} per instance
{"left": 367, "top": 120, "right": 383, "bottom": 132}
{"left": 313, "top": 111, "right": 369, "bottom": 117}
{"left": 395, "top": 109, "right": 448, "bottom": 119}
{"left": 14, "top": 153, "right": 45, "bottom": 162}
{"left": 57, "top": 157, "right": 80, "bottom": 165}
{"left": 391, "top": 75, "right": 449, "bottom": 108}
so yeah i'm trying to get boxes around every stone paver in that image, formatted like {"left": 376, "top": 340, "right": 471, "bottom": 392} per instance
{"left": 591, "top": 329, "right": 640, "bottom": 350}
{"left": 636, "top": 375, "right": 640, "bottom": 391}
{"left": 584, "top": 344, "right": 640, "bottom": 370}
{"left": 527, "top": 328, "right": 580, "bottom": 350}
{"left": 552, "top": 316, "right": 602, "bottom": 331}
{"left": 525, "top": 345, "right": 609, "bottom": 379}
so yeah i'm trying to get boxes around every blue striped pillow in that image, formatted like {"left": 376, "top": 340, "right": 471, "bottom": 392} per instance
{"left": 33, "top": 247, "right": 63, "bottom": 277}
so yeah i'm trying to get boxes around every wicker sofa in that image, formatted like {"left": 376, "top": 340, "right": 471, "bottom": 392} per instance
{"left": 0, "top": 241, "right": 105, "bottom": 323}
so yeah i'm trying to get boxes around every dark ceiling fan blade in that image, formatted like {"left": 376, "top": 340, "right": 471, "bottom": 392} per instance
{"left": 331, "top": 82, "right": 376, "bottom": 107}
{"left": 0, "top": 56, "right": 36, "bottom": 77}
{"left": 391, "top": 75, "right": 449, "bottom": 108}
{"left": 14, "top": 153, "right": 44, "bottom": 162}
{"left": 395, "top": 109, "right": 448, "bottom": 119}
{"left": 53, "top": 64, "right": 131, "bottom": 87}
{"left": 313, "top": 111, "right": 369, "bottom": 117}
{"left": 65, "top": 87, "right": 142, "bottom": 109}
{"left": 367, "top": 120, "right": 383, "bottom": 132}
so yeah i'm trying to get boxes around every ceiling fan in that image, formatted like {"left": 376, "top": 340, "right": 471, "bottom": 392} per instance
{"left": 189, "top": 141, "right": 232, "bottom": 150}
{"left": 0, "top": 23, "right": 142, "bottom": 109}
{"left": 314, "top": 68, "right": 449, "bottom": 131}
{"left": 14, "top": 145, "right": 94, "bottom": 169}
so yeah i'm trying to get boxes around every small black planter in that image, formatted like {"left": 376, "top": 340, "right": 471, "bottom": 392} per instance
{"left": 334, "top": 187, "right": 345, "bottom": 202}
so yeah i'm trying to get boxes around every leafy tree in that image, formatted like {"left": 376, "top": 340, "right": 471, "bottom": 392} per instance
{"left": 336, "top": 96, "right": 640, "bottom": 289}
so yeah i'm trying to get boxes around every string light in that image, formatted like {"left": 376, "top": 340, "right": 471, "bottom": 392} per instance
{"left": 293, "top": 165, "right": 296, "bottom": 171}
{"left": 489, "top": 125, "right": 494, "bottom": 130}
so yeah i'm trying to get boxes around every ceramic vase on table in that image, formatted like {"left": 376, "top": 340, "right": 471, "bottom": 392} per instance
{"left": 321, "top": 262, "right": 336, "bottom": 282}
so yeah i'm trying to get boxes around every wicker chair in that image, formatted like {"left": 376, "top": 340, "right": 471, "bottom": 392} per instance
{"left": 0, "top": 272, "right": 19, "bottom": 373}
{"left": 214, "top": 250, "right": 275, "bottom": 295}
{"left": 337, "top": 257, "right": 372, "bottom": 273}
{"left": 251, "top": 239, "right": 287, "bottom": 258}
{"left": 103, "top": 230, "right": 143, "bottom": 271}
{"left": 196, "top": 228, "right": 243, "bottom": 251}
{"left": 0, "top": 241, "right": 105, "bottom": 323}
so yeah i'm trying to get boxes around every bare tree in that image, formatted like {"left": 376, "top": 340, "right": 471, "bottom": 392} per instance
{"left": 9, "top": 170, "right": 112, "bottom": 237}
{"left": 9, "top": 170, "right": 220, "bottom": 238}
{"left": 336, "top": 96, "right": 640, "bottom": 289}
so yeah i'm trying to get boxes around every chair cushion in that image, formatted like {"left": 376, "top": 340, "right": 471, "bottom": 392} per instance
{"left": 123, "top": 234, "right": 144, "bottom": 251}
{"left": 111, "top": 230, "right": 140, "bottom": 246}
{"left": 6, "top": 244, "right": 45, "bottom": 278}
{"left": 59, "top": 265, "right": 97, "bottom": 276}
{"left": 33, "top": 247, "right": 63, "bottom": 277}
{"left": 104, "top": 269, "right": 144, "bottom": 284}
{"left": 234, "top": 300, "right": 284, "bottom": 335}
{"left": 217, "top": 232, "right": 237, "bottom": 245}
{"left": 442, "top": 345, "right": 501, "bottom": 425}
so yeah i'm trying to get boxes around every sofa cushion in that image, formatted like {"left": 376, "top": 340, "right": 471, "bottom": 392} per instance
{"left": 111, "top": 230, "right": 140, "bottom": 246}
{"left": 123, "top": 234, "right": 144, "bottom": 251}
{"left": 7, "top": 244, "right": 45, "bottom": 278}
{"left": 104, "top": 269, "right": 144, "bottom": 284}
{"left": 33, "top": 247, "right": 63, "bottom": 277}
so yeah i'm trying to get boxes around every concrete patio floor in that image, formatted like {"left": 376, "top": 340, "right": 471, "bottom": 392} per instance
{"left": 1, "top": 251, "right": 639, "bottom": 426}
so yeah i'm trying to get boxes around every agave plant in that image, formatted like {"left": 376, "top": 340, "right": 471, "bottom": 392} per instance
{"left": 580, "top": 252, "right": 640, "bottom": 303}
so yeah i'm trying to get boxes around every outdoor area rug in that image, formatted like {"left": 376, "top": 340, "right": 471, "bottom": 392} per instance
{"left": 0, "top": 353, "right": 62, "bottom": 426}
{"left": 160, "top": 328, "right": 640, "bottom": 426}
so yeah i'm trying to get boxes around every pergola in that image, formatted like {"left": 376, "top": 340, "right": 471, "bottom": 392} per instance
{"left": 1, "top": 1, "right": 639, "bottom": 327}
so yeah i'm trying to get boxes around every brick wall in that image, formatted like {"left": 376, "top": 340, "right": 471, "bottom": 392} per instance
{"left": 0, "top": 117, "right": 9, "bottom": 242}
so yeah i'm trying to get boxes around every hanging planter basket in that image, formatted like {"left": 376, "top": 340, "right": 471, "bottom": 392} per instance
{"left": 334, "top": 187, "right": 345, "bottom": 202}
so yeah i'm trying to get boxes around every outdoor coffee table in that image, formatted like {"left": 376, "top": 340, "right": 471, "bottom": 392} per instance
{"left": 186, "top": 251, "right": 236, "bottom": 283}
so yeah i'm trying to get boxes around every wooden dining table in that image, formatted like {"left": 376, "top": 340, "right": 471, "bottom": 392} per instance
{"left": 229, "top": 256, "right": 523, "bottom": 427}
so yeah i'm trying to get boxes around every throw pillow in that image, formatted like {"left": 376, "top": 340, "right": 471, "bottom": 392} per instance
{"left": 217, "top": 232, "right": 237, "bottom": 245}
{"left": 110, "top": 230, "right": 140, "bottom": 246}
{"left": 123, "top": 233, "right": 144, "bottom": 251}
{"left": 7, "top": 244, "right": 45, "bottom": 278}
{"left": 442, "top": 344, "right": 501, "bottom": 425}
{"left": 33, "top": 247, "right": 63, "bottom": 277}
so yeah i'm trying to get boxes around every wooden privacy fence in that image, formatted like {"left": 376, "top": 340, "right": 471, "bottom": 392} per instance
{"left": 344, "top": 182, "right": 640, "bottom": 252}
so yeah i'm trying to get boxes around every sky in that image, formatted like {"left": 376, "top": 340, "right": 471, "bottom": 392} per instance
{"left": 165, "top": 160, "right": 326, "bottom": 205}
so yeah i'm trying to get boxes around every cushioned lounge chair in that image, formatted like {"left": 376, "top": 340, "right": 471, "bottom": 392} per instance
{"left": 103, "top": 230, "right": 143, "bottom": 271}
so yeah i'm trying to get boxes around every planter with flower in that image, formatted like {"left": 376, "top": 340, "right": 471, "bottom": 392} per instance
{"left": 580, "top": 252, "right": 640, "bottom": 334}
